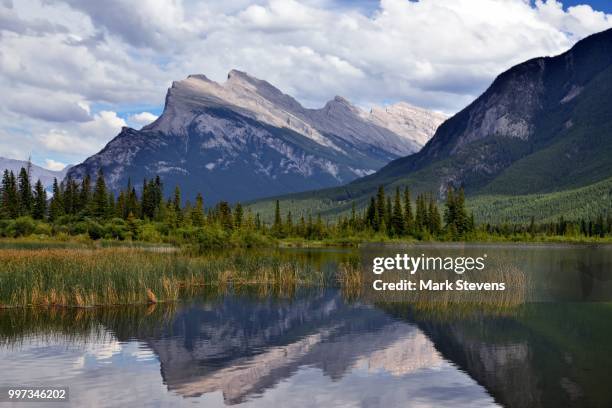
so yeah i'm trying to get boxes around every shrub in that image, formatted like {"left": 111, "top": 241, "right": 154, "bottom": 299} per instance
{"left": 7, "top": 216, "right": 37, "bottom": 237}
{"left": 139, "top": 223, "right": 163, "bottom": 243}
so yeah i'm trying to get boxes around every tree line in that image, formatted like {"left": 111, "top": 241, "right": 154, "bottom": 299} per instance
{"left": 0, "top": 164, "right": 610, "bottom": 242}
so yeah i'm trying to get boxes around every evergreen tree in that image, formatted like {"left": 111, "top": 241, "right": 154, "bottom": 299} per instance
{"left": 49, "top": 178, "right": 64, "bottom": 221}
{"left": 79, "top": 173, "right": 91, "bottom": 214}
{"left": 443, "top": 186, "right": 456, "bottom": 231}
{"left": 92, "top": 169, "right": 108, "bottom": 218}
{"left": 107, "top": 193, "right": 116, "bottom": 219}
{"left": 403, "top": 187, "right": 413, "bottom": 235}
{"left": 366, "top": 197, "right": 377, "bottom": 230}
{"left": 1, "top": 170, "right": 19, "bottom": 218}
{"left": 414, "top": 194, "right": 426, "bottom": 233}
{"left": 218, "top": 201, "right": 233, "bottom": 230}
{"left": 285, "top": 211, "right": 293, "bottom": 236}
{"left": 385, "top": 196, "right": 392, "bottom": 233}
{"left": 173, "top": 186, "right": 183, "bottom": 225}
{"left": 272, "top": 200, "right": 283, "bottom": 236}
{"left": 191, "top": 193, "right": 205, "bottom": 227}
{"left": 17, "top": 167, "right": 32, "bottom": 216}
{"left": 63, "top": 176, "right": 78, "bottom": 215}
{"left": 428, "top": 196, "right": 441, "bottom": 234}
{"left": 391, "top": 187, "right": 404, "bottom": 236}
{"left": 375, "top": 186, "right": 385, "bottom": 231}
{"left": 32, "top": 179, "right": 47, "bottom": 220}
{"left": 455, "top": 187, "right": 468, "bottom": 234}
{"left": 234, "top": 202, "right": 243, "bottom": 229}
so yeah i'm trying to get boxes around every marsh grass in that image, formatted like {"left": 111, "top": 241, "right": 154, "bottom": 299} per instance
{"left": 0, "top": 248, "right": 336, "bottom": 307}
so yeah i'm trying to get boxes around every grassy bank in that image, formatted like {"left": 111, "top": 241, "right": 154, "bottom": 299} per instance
{"left": 0, "top": 247, "right": 332, "bottom": 308}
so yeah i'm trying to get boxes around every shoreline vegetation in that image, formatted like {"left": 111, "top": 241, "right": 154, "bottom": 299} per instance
{"left": 0, "top": 166, "right": 610, "bottom": 247}
{"left": 0, "top": 165, "right": 610, "bottom": 308}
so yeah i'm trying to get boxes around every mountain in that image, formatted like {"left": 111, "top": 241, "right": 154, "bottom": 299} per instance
{"left": 66, "top": 70, "right": 445, "bottom": 203}
{"left": 250, "top": 28, "right": 612, "bottom": 223}
{"left": 0, "top": 157, "right": 68, "bottom": 191}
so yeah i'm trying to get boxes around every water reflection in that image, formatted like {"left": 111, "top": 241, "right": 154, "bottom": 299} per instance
{"left": 0, "top": 291, "right": 499, "bottom": 407}
{"left": 1, "top": 244, "right": 612, "bottom": 407}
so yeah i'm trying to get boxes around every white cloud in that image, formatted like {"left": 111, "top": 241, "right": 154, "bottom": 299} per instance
{"left": 0, "top": 0, "right": 611, "bottom": 166}
{"left": 37, "top": 110, "right": 126, "bottom": 158}
{"left": 128, "top": 111, "right": 159, "bottom": 128}
{"left": 44, "top": 158, "right": 67, "bottom": 171}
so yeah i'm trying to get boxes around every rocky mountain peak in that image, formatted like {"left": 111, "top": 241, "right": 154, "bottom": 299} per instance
{"left": 67, "top": 69, "right": 446, "bottom": 203}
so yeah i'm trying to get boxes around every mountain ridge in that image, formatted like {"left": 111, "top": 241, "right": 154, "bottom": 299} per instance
{"left": 0, "top": 157, "right": 68, "bottom": 191}
{"left": 248, "top": 27, "right": 612, "bottom": 222}
{"left": 66, "top": 70, "right": 445, "bottom": 203}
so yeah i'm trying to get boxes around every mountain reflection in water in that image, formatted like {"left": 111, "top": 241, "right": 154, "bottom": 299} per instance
{"left": 2, "top": 243, "right": 612, "bottom": 407}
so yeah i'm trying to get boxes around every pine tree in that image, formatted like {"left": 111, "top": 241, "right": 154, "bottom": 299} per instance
{"left": 285, "top": 211, "right": 293, "bottom": 236}
{"left": 92, "top": 169, "right": 108, "bottom": 218}
{"left": 107, "top": 193, "right": 116, "bottom": 218}
{"left": 272, "top": 200, "right": 283, "bottom": 236}
{"left": 375, "top": 186, "right": 385, "bottom": 231}
{"left": 385, "top": 196, "right": 392, "bottom": 234}
{"left": 403, "top": 187, "right": 413, "bottom": 235}
{"left": 49, "top": 178, "right": 63, "bottom": 221}
{"left": 17, "top": 167, "right": 32, "bottom": 216}
{"left": 444, "top": 186, "right": 456, "bottom": 233}
{"left": 173, "top": 186, "right": 183, "bottom": 225}
{"left": 79, "top": 173, "right": 91, "bottom": 214}
{"left": 428, "top": 196, "right": 441, "bottom": 234}
{"left": 366, "top": 197, "right": 377, "bottom": 230}
{"left": 63, "top": 176, "right": 78, "bottom": 215}
{"left": 1, "top": 170, "right": 19, "bottom": 218}
{"left": 191, "top": 193, "right": 205, "bottom": 227}
{"left": 234, "top": 202, "right": 243, "bottom": 229}
{"left": 455, "top": 187, "right": 468, "bottom": 234}
{"left": 391, "top": 187, "right": 404, "bottom": 236}
{"left": 218, "top": 201, "right": 233, "bottom": 230}
{"left": 32, "top": 180, "right": 47, "bottom": 220}
{"left": 414, "top": 194, "right": 427, "bottom": 234}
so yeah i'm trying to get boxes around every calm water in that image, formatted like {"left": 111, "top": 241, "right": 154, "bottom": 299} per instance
{"left": 1, "top": 244, "right": 612, "bottom": 407}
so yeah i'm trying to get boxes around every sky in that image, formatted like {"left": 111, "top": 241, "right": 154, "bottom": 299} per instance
{"left": 1, "top": 0, "right": 611, "bottom": 170}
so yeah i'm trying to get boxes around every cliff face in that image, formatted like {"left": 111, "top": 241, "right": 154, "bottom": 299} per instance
{"left": 66, "top": 70, "right": 444, "bottom": 203}
{"left": 340, "top": 27, "right": 612, "bottom": 199}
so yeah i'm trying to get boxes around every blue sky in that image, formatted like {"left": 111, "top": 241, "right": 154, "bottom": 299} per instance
{"left": 0, "top": 0, "right": 611, "bottom": 169}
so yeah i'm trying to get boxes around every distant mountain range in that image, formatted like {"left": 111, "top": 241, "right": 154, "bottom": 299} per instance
{"left": 67, "top": 70, "right": 445, "bottom": 203}
{"left": 250, "top": 27, "right": 612, "bottom": 223}
{"left": 0, "top": 157, "right": 68, "bottom": 191}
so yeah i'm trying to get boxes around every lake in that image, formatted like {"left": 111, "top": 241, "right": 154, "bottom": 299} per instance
{"left": 1, "top": 244, "right": 612, "bottom": 407}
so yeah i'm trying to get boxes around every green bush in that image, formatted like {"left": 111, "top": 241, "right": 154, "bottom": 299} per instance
{"left": 7, "top": 216, "right": 37, "bottom": 237}
{"left": 196, "top": 226, "right": 230, "bottom": 249}
{"left": 139, "top": 223, "right": 163, "bottom": 243}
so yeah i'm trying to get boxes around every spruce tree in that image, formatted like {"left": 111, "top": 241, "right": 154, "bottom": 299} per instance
{"left": 32, "top": 179, "right": 47, "bottom": 220}
{"left": 173, "top": 186, "right": 183, "bottom": 225}
{"left": 92, "top": 169, "right": 108, "bottom": 218}
{"left": 385, "top": 196, "right": 392, "bottom": 234}
{"left": 79, "top": 173, "right": 91, "bottom": 214}
{"left": 285, "top": 211, "right": 293, "bottom": 236}
{"left": 272, "top": 200, "right": 282, "bottom": 236}
{"left": 49, "top": 178, "right": 64, "bottom": 221}
{"left": 391, "top": 187, "right": 404, "bottom": 236}
{"left": 1, "top": 170, "right": 19, "bottom": 219}
{"left": 366, "top": 197, "right": 377, "bottom": 230}
{"left": 375, "top": 186, "right": 385, "bottom": 231}
{"left": 191, "top": 193, "right": 205, "bottom": 227}
{"left": 17, "top": 167, "right": 32, "bottom": 216}
{"left": 218, "top": 201, "right": 233, "bottom": 230}
{"left": 428, "top": 196, "right": 441, "bottom": 234}
{"left": 234, "top": 202, "right": 243, "bottom": 229}
{"left": 403, "top": 187, "right": 413, "bottom": 235}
